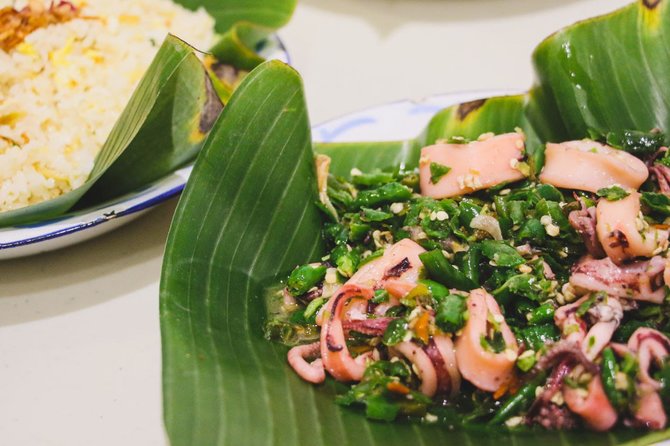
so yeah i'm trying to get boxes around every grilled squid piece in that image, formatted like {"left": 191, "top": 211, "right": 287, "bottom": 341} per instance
{"left": 628, "top": 328, "right": 670, "bottom": 391}
{"left": 627, "top": 328, "right": 670, "bottom": 429}
{"left": 582, "top": 297, "right": 623, "bottom": 360}
{"left": 455, "top": 289, "right": 518, "bottom": 392}
{"left": 432, "top": 334, "right": 461, "bottom": 396}
{"left": 635, "top": 385, "right": 667, "bottom": 429}
{"left": 554, "top": 294, "right": 623, "bottom": 360}
{"left": 394, "top": 341, "right": 438, "bottom": 397}
{"left": 596, "top": 191, "right": 668, "bottom": 265}
{"left": 539, "top": 140, "right": 648, "bottom": 193}
{"left": 570, "top": 255, "right": 666, "bottom": 304}
{"left": 563, "top": 375, "right": 618, "bottom": 431}
{"left": 315, "top": 239, "right": 425, "bottom": 326}
{"left": 287, "top": 342, "right": 325, "bottom": 384}
{"left": 419, "top": 132, "right": 526, "bottom": 199}
{"left": 320, "top": 285, "right": 375, "bottom": 381}
{"left": 554, "top": 295, "right": 589, "bottom": 344}
{"left": 568, "top": 199, "right": 605, "bottom": 258}
{"left": 347, "top": 238, "right": 426, "bottom": 298}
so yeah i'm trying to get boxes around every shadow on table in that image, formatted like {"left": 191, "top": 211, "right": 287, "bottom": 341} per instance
{"left": 302, "top": 0, "right": 593, "bottom": 28}
{"left": 0, "top": 198, "right": 178, "bottom": 327}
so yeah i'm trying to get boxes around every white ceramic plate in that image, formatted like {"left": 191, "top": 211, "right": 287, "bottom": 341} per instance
{"left": 0, "top": 36, "right": 289, "bottom": 260}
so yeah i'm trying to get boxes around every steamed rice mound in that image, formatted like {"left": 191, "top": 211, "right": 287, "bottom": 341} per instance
{"left": 0, "top": 0, "right": 217, "bottom": 213}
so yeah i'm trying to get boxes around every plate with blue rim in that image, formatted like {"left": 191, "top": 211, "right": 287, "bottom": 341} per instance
{"left": 0, "top": 36, "right": 289, "bottom": 260}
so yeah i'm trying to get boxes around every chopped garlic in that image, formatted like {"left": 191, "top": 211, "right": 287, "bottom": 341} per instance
{"left": 505, "top": 416, "right": 524, "bottom": 428}
{"left": 457, "top": 175, "right": 466, "bottom": 190}
{"left": 435, "top": 210, "right": 449, "bottom": 221}
{"left": 540, "top": 215, "right": 560, "bottom": 237}
{"left": 325, "top": 268, "right": 338, "bottom": 284}
{"left": 545, "top": 224, "right": 560, "bottom": 237}
{"left": 424, "top": 413, "right": 438, "bottom": 424}
{"left": 390, "top": 202, "right": 404, "bottom": 214}
{"left": 615, "top": 372, "right": 629, "bottom": 391}
{"left": 518, "top": 264, "right": 533, "bottom": 274}
{"left": 504, "top": 349, "right": 518, "bottom": 361}
{"left": 550, "top": 391, "right": 565, "bottom": 406}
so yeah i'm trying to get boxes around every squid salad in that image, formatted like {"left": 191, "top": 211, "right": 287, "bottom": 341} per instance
{"left": 265, "top": 129, "right": 670, "bottom": 432}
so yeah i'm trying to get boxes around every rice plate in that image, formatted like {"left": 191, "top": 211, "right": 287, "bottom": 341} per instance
{"left": 0, "top": 0, "right": 217, "bottom": 212}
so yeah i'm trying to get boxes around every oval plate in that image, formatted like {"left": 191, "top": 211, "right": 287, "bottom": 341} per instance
{"left": 0, "top": 36, "right": 289, "bottom": 260}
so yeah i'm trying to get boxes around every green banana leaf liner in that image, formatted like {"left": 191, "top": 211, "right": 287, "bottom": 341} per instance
{"left": 0, "top": 0, "right": 297, "bottom": 227}
{"left": 161, "top": 1, "right": 670, "bottom": 445}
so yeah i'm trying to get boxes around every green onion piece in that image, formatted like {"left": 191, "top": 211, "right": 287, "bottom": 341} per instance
{"left": 493, "top": 195, "right": 512, "bottom": 237}
{"left": 360, "top": 207, "right": 393, "bottom": 222}
{"left": 527, "top": 303, "right": 555, "bottom": 325}
{"left": 519, "top": 324, "right": 560, "bottom": 350}
{"left": 613, "top": 320, "right": 655, "bottom": 342}
{"left": 304, "top": 297, "right": 327, "bottom": 323}
{"left": 419, "top": 250, "right": 477, "bottom": 291}
{"left": 601, "top": 347, "right": 623, "bottom": 410}
{"left": 480, "top": 240, "right": 525, "bottom": 267}
{"left": 535, "top": 184, "right": 563, "bottom": 202}
{"left": 287, "top": 264, "right": 327, "bottom": 295}
{"left": 507, "top": 201, "right": 527, "bottom": 226}
{"left": 354, "top": 182, "right": 412, "bottom": 209}
{"left": 348, "top": 221, "right": 371, "bottom": 242}
{"left": 434, "top": 294, "right": 467, "bottom": 333}
{"left": 323, "top": 223, "right": 348, "bottom": 245}
{"left": 596, "top": 186, "right": 630, "bottom": 201}
{"left": 480, "top": 331, "right": 506, "bottom": 353}
{"left": 400, "top": 283, "right": 432, "bottom": 308}
{"left": 447, "top": 135, "right": 470, "bottom": 144}
{"left": 517, "top": 218, "right": 545, "bottom": 242}
{"left": 458, "top": 199, "right": 482, "bottom": 227}
{"left": 372, "top": 289, "right": 389, "bottom": 304}
{"left": 535, "top": 199, "right": 570, "bottom": 232}
{"left": 351, "top": 169, "right": 395, "bottom": 187}
{"left": 383, "top": 319, "right": 409, "bottom": 346}
{"left": 462, "top": 244, "right": 481, "bottom": 285}
{"left": 576, "top": 295, "right": 597, "bottom": 317}
{"left": 359, "top": 249, "right": 384, "bottom": 266}
{"left": 331, "top": 245, "right": 359, "bottom": 278}
{"left": 516, "top": 350, "right": 536, "bottom": 372}
{"left": 418, "top": 279, "right": 449, "bottom": 300}
{"left": 489, "top": 372, "right": 547, "bottom": 425}
{"left": 429, "top": 162, "right": 452, "bottom": 184}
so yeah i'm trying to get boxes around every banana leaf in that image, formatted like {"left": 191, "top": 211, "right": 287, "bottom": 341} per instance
{"left": 161, "top": 1, "right": 670, "bottom": 445}
{"left": 0, "top": 0, "right": 296, "bottom": 227}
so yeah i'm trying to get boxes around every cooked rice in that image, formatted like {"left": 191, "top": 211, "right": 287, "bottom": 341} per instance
{"left": 0, "top": 0, "right": 217, "bottom": 212}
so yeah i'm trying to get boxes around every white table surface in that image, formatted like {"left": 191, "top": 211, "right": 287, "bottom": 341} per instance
{"left": 0, "top": 0, "right": 644, "bottom": 444}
